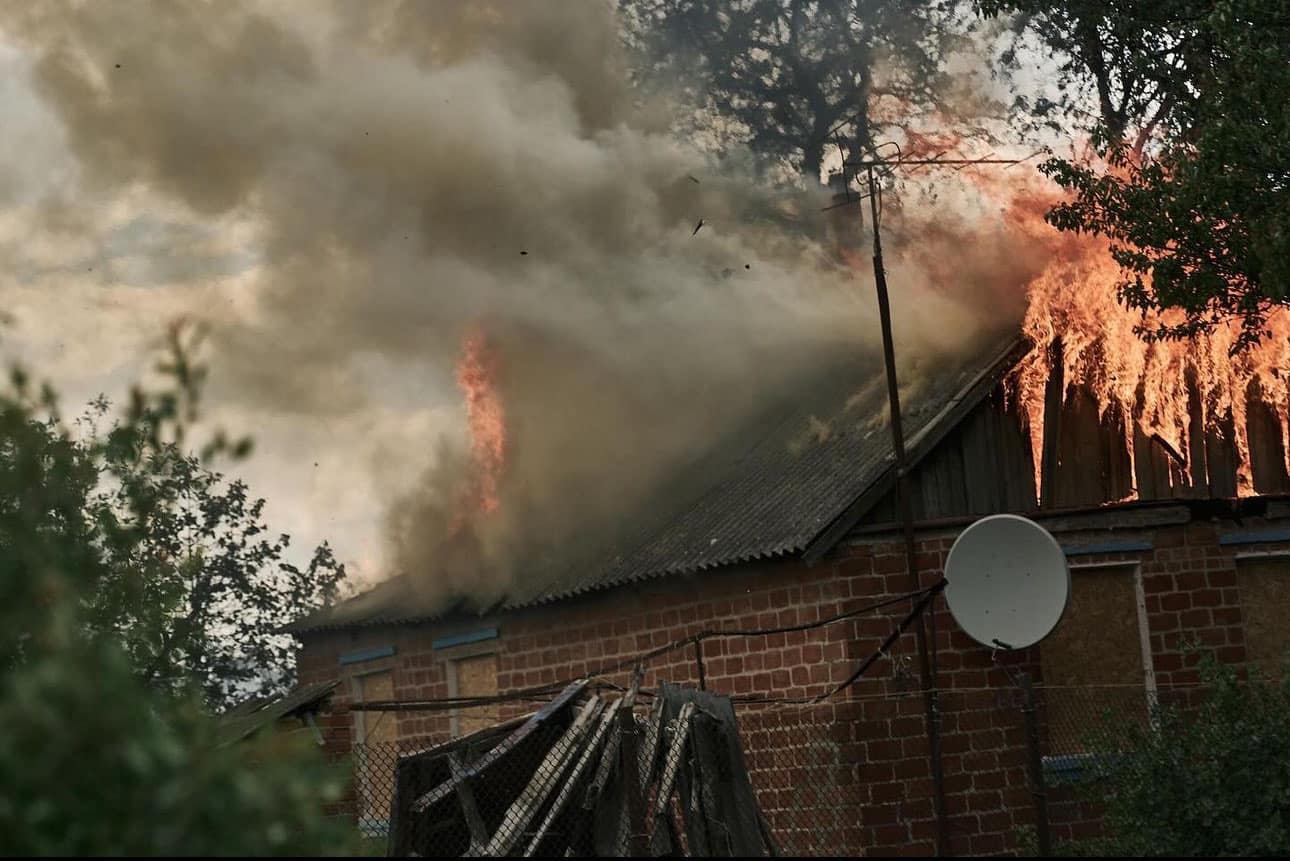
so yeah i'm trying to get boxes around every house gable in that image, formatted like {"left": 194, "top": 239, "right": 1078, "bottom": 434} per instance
{"left": 854, "top": 358, "right": 1290, "bottom": 533}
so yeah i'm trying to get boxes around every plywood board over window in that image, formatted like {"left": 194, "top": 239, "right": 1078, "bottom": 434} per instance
{"left": 1041, "top": 564, "right": 1150, "bottom": 754}
{"left": 357, "top": 671, "right": 397, "bottom": 743}
{"left": 1237, "top": 556, "right": 1290, "bottom": 677}
{"left": 453, "top": 653, "right": 499, "bottom": 738}
{"left": 353, "top": 670, "right": 397, "bottom": 829}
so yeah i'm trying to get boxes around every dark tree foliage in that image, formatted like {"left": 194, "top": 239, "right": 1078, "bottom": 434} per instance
{"left": 0, "top": 327, "right": 356, "bottom": 854}
{"left": 981, "top": 0, "right": 1184, "bottom": 146}
{"left": 0, "top": 325, "right": 345, "bottom": 709}
{"left": 90, "top": 447, "right": 346, "bottom": 708}
{"left": 0, "top": 635, "right": 356, "bottom": 855}
{"left": 979, "top": 0, "right": 1290, "bottom": 349}
{"left": 622, "top": 0, "right": 973, "bottom": 183}
{"left": 1066, "top": 656, "right": 1290, "bottom": 857}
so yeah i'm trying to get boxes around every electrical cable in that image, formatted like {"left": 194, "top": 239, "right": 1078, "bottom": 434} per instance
{"left": 734, "top": 579, "right": 945, "bottom": 706}
{"left": 351, "top": 581, "right": 943, "bottom": 712}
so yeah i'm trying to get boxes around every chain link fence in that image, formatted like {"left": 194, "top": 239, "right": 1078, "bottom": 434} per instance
{"left": 329, "top": 680, "right": 1207, "bottom": 856}
{"left": 342, "top": 700, "right": 859, "bottom": 856}
{"left": 1039, "top": 682, "right": 1201, "bottom": 772}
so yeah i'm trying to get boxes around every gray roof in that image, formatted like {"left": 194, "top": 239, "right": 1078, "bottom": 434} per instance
{"left": 289, "top": 336, "right": 1025, "bottom": 633}
{"left": 217, "top": 679, "right": 339, "bottom": 746}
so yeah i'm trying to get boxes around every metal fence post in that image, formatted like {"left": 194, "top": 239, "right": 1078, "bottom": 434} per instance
{"left": 1020, "top": 673, "right": 1052, "bottom": 857}
{"left": 619, "top": 672, "right": 647, "bottom": 856}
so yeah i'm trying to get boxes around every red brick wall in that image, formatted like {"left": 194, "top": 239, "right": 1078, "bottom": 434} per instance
{"left": 1141, "top": 521, "right": 1251, "bottom": 686}
{"left": 296, "top": 511, "right": 1289, "bottom": 856}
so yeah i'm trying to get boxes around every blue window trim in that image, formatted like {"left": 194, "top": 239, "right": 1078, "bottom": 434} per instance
{"left": 1043, "top": 752, "right": 1122, "bottom": 784}
{"left": 1061, "top": 540, "right": 1154, "bottom": 556}
{"left": 432, "top": 627, "right": 499, "bottom": 650}
{"left": 1043, "top": 753, "right": 1093, "bottom": 783}
{"left": 339, "top": 645, "right": 396, "bottom": 666}
{"left": 1219, "top": 528, "right": 1290, "bottom": 547}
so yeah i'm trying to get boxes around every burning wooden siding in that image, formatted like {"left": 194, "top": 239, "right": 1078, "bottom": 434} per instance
{"left": 857, "top": 369, "right": 1290, "bottom": 528}
{"left": 1039, "top": 355, "right": 1290, "bottom": 506}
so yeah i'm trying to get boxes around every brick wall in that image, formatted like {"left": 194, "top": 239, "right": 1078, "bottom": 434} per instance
{"left": 297, "top": 509, "right": 1290, "bottom": 856}
{"left": 1141, "top": 521, "right": 1250, "bottom": 686}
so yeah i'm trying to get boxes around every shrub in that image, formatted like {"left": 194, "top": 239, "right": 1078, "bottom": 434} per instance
{"left": 1076, "top": 656, "right": 1290, "bottom": 856}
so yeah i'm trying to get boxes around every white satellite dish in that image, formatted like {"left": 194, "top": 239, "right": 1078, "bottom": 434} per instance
{"left": 944, "top": 514, "right": 1070, "bottom": 650}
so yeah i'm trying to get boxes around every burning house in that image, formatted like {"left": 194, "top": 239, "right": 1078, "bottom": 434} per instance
{"left": 292, "top": 312, "right": 1290, "bottom": 854}
{"left": 257, "top": 7, "right": 1290, "bottom": 855}
{"left": 8, "top": 0, "right": 1285, "bottom": 854}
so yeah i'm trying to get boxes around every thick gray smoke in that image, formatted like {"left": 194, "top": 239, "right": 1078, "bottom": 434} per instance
{"left": 1, "top": 0, "right": 1022, "bottom": 608}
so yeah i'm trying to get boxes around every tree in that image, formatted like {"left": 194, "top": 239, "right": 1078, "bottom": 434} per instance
{"left": 980, "top": 1, "right": 1183, "bottom": 147}
{"left": 0, "top": 325, "right": 345, "bottom": 708}
{"left": 0, "top": 331, "right": 357, "bottom": 854}
{"left": 1066, "top": 656, "right": 1290, "bottom": 856}
{"left": 978, "top": 1, "right": 1290, "bottom": 349}
{"left": 0, "top": 635, "right": 357, "bottom": 855}
{"left": 622, "top": 0, "right": 973, "bottom": 184}
{"left": 90, "top": 444, "right": 346, "bottom": 708}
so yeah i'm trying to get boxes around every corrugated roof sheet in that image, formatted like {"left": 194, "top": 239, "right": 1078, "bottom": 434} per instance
{"left": 289, "top": 336, "right": 1024, "bottom": 633}
{"left": 217, "top": 679, "right": 339, "bottom": 746}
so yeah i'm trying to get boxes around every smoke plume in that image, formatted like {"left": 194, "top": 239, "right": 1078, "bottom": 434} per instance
{"left": 1, "top": 0, "right": 1030, "bottom": 608}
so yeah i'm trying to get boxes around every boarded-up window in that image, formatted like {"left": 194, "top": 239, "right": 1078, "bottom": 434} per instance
{"left": 1041, "top": 565, "right": 1148, "bottom": 753}
{"left": 1237, "top": 556, "right": 1290, "bottom": 677}
{"left": 453, "top": 653, "right": 499, "bottom": 738}
{"left": 354, "top": 671, "right": 397, "bottom": 828}
{"left": 357, "top": 671, "right": 398, "bottom": 743}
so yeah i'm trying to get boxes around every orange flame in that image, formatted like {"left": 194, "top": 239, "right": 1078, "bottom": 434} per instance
{"left": 455, "top": 325, "right": 507, "bottom": 516}
{"left": 1002, "top": 182, "right": 1290, "bottom": 501}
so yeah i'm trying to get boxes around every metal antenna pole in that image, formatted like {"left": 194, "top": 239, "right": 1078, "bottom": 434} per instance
{"left": 864, "top": 164, "right": 950, "bottom": 856}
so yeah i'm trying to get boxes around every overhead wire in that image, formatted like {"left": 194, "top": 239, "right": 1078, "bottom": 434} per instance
{"left": 734, "top": 579, "right": 944, "bottom": 706}
{"left": 351, "top": 581, "right": 944, "bottom": 712}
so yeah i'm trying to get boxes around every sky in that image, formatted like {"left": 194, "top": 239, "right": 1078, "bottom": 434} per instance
{"left": 0, "top": 34, "right": 450, "bottom": 580}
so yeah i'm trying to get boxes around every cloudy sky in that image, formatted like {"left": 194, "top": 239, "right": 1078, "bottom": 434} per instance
{"left": 0, "top": 24, "right": 458, "bottom": 581}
